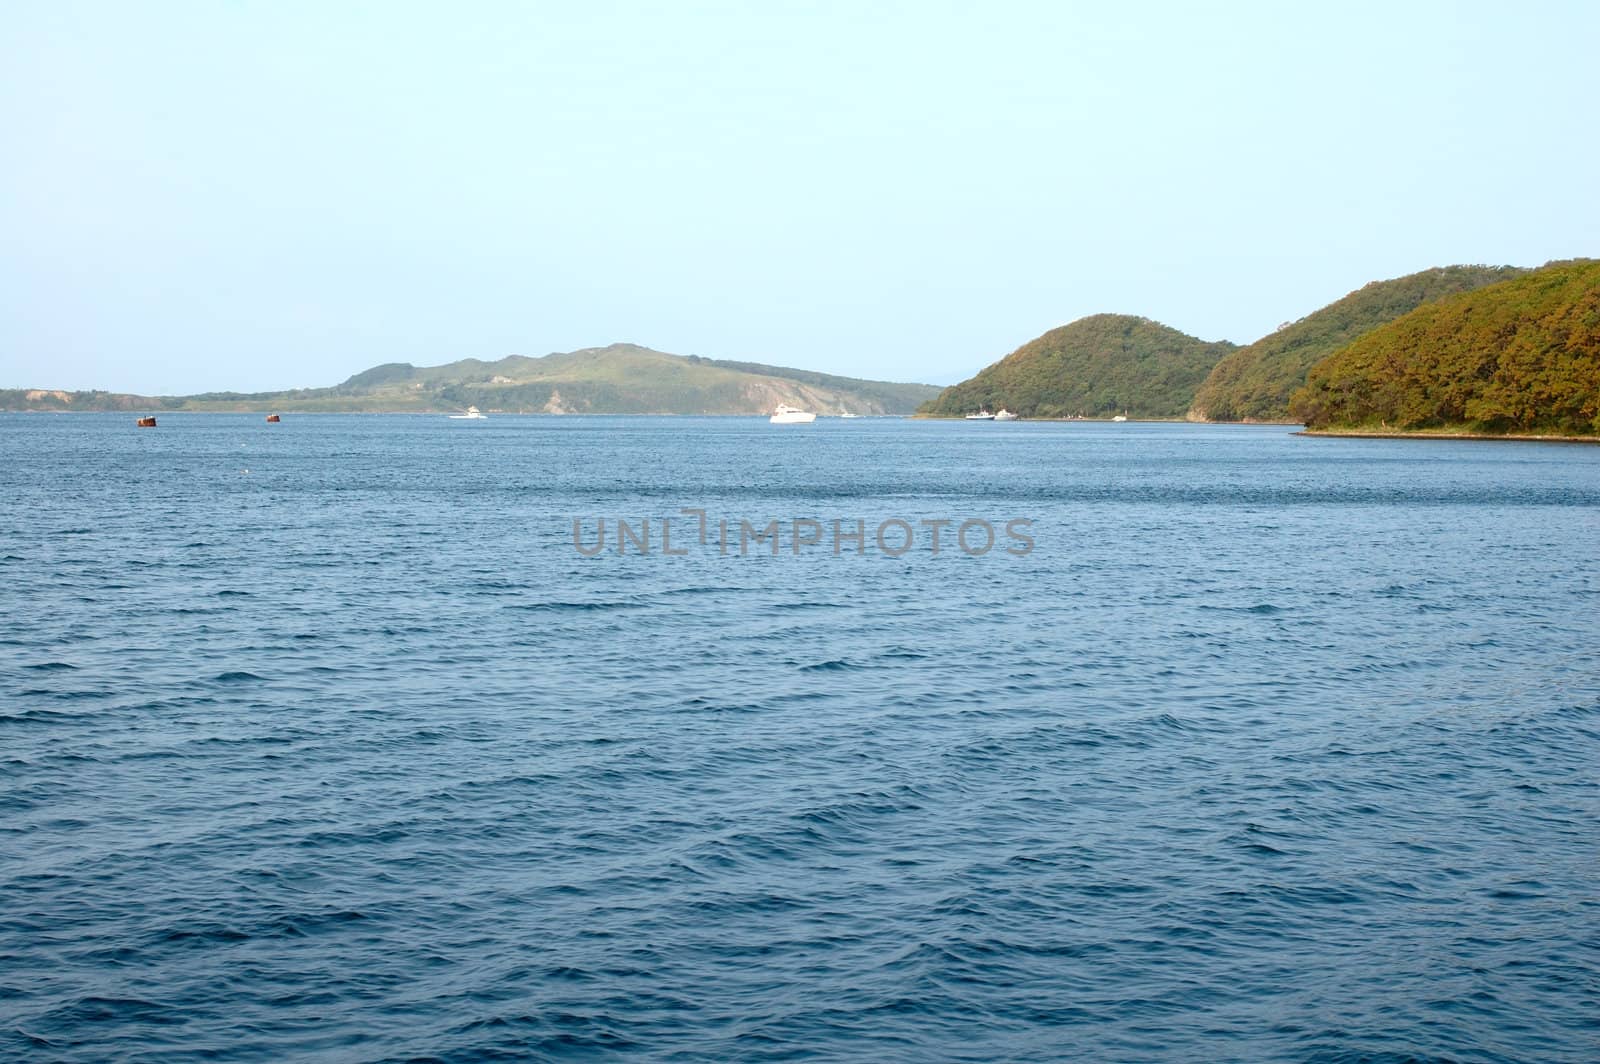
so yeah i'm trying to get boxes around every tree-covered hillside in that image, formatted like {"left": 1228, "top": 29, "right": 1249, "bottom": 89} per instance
{"left": 919, "top": 315, "right": 1234, "bottom": 419}
{"left": 1290, "top": 261, "right": 1600, "bottom": 435}
{"left": 1190, "top": 265, "right": 1525, "bottom": 422}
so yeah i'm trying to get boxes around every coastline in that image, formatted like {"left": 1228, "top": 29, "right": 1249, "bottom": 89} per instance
{"left": 1298, "top": 428, "right": 1600, "bottom": 444}
{"left": 915, "top": 415, "right": 1303, "bottom": 425}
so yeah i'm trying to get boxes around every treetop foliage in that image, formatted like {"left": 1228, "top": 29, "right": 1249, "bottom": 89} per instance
{"left": 1190, "top": 266, "right": 1525, "bottom": 422}
{"left": 1290, "top": 261, "right": 1600, "bottom": 435}
{"left": 919, "top": 314, "right": 1234, "bottom": 419}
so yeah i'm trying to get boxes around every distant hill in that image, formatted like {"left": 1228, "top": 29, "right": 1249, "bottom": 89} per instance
{"left": 1290, "top": 260, "right": 1600, "bottom": 436}
{"left": 1, "top": 344, "right": 941, "bottom": 415}
{"left": 1189, "top": 265, "right": 1526, "bottom": 422}
{"left": 918, "top": 314, "right": 1235, "bottom": 419}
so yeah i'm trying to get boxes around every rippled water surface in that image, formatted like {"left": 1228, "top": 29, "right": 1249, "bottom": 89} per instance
{"left": 3, "top": 414, "right": 1598, "bottom": 1062}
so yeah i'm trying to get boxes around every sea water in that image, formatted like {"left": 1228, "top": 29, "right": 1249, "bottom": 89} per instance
{"left": 2, "top": 414, "right": 1597, "bottom": 1061}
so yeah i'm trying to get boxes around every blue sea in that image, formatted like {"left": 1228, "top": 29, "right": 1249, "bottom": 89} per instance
{"left": 3, "top": 414, "right": 1597, "bottom": 1062}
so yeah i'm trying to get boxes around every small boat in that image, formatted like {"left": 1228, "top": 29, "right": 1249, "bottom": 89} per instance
{"left": 1111, "top": 412, "right": 1128, "bottom": 422}
{"left": 265, "top": 414, "right": 281, "bottom": 423}
{"left": 448, "top": 406, "right": 487, "bottom": 420}
{"left": 136, "top": 416, "right": 157, "bottom": 428}
{"left": 965, "top": 409, "right": 995, "bottom": 420}
{"left": 993, "top": 409, "right": 1018, "bottom": 421}
{"left": 770, "top": 404, "right": 816, "bottom": 424}
{"left": 839, "top": 410, "right": 859, "bottom": 419}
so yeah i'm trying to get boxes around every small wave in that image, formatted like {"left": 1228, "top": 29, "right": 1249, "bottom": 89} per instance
{"left": 269, "top": 910, "right": 372, "bottom": 937}
{"left": 0, "top": 707, "right": 80, "bottom": 725}
{"left": 509, "top": 600, "right": 642, "bottom": 612}
{"left": 656, "top": 585, "right": 726, "bottom": 598}
{"left": 1197, "top": 602, "right": 1286, "bottom": 615}
{"left": 161, "top": 923, "right": 252, "bottom": 945}
{"left": 1232, "top": 839, "right": 1290, "bottom": 857}
{"left": 22, "top": 661, "right": 76, "bottom": 671}
{"left": 799, "top": 658, "right": 859, "bottom": 672}
{"left": 15, "top": 688, "right": 107, "bottom": 702}
{"left": 1134, "top": 712, "right": 1202, "bottom": 733}
{"left": 1486, "top": 885, "right": 1548, "bottom": 901}
{"left": 212, "top": 671, "right": 267, "bottom": 683}
{"left": 41, "top": 996, "right": 188, "bottom": 1027}
{"left": 11, "top": 1028, "right": 59, "bottom": 1050}
{"left": 449, "top": 1013, "right": 645, "bottom": 1054}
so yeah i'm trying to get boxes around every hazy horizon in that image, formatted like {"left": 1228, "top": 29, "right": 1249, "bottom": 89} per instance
{"left": 4, "top": 1, "right": 1598, "bottom": 394}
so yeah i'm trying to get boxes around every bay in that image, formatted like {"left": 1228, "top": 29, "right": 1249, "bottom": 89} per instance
{"left": 2, "top": 414, "right": 1597, "bottom": 1061}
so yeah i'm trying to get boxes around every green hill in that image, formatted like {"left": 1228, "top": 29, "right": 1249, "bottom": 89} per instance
{"left": 1289, "top": 260, "right": 1600, "bottom": 436}
{"left": 1190, "top": 265, "right": 1526, "bottom": 422}
{"left": 2, "top": 344, "right": 941, "bottom": 415}
{"left": 918, "top": 314, "right": 1235, "bottom": 419}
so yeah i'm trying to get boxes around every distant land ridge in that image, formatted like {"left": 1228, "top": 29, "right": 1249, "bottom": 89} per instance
{"left": 1, "top": 343, "right": 941, "bottom": 415}
{"left": 10, "top": 260, "right": 1597, "bottom": 435}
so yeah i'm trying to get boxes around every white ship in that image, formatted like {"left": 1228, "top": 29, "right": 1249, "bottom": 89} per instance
{"left": 449, "top": 406, "right": 487, "bottom": 420}
{"left": 770, "top": 404, "right": 816, "bottom": 424}
{"left": 993, "top": 409, "right": 1018, "bottom": 421}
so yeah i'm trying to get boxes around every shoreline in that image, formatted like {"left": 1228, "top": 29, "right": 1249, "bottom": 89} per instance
{"left": 915, "top": 415, "right": 1303, "bottom": 425}
{"left": 1298, "top": 428, "right": 1600, "bottom": 445}
{"left": 0, "top": 409, "right": 916, "bottom": 418}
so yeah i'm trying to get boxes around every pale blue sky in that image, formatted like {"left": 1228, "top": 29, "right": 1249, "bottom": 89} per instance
{"left": 3, "top": 0, "right": 1597, "bottom": 393}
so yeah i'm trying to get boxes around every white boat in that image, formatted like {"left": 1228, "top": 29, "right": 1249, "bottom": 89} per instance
{"left": 1111, "top": 412, "right": 1128, "bottom": 422}
{"left": 770, "top": 404, "right": 816, "bottom": 424}
{"left": 839, "top": 410, "right": 859, "bottom": 419}
{"left": 965, "top": 409, "right": 995, "bottom": 420}
{"left": 449, "top": 406, "right": 487, "bottom": 419}
{"left": 993, "top": 409, "right": 1018, "bottom": 421}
